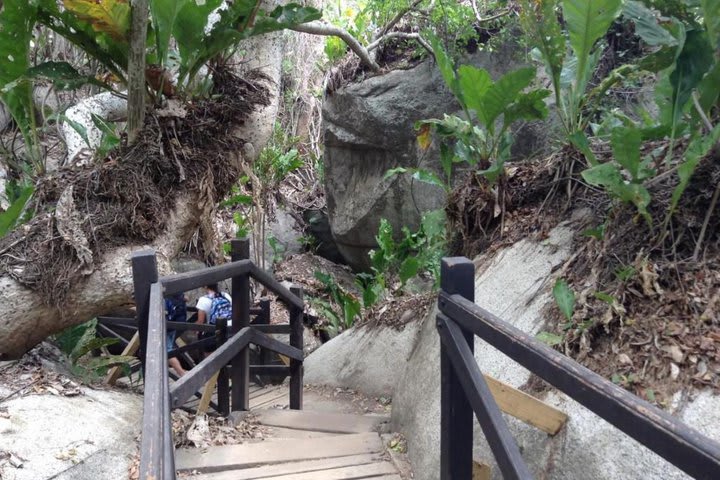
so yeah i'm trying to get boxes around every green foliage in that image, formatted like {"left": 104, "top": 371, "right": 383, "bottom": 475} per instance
{"left": 370, "top": 209, "right": 447, "bottom": 289}
{"left": 536, "top": 331, "right": 564, "bottom": 346}
{"left": 255, "top": 123, "right": 305, "bottom": 184}
{"left": 552, "top": 279, "right": 576, "bottom": 322}
{"left": 55, "top": 318, "right": 134, "bottom": 379}
{"left": 313, "top": 271, "right": 362, "bottom": 334}
{"left": 268, "top": 235, "right": 286, "bottom": 265}
{"left": 582, "top": 125, "right": 654, "bottom": 223}
{"left": 417, "top": 35, "right": 549, "bottom": 186}
{"left": 0, "top": 184, "right": 34, "bottom": 238}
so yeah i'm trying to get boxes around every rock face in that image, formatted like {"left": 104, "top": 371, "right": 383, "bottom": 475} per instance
{"left": 304, "top": 322, "right": 423, "bottom": 398}
{"left": 0, "top": 387, "right": 142, "bottom": 480}
{"left": 390, "top": 221, "right": 720, "bottom": 480}
{"left": 323, "top": 42, "right": 553, "bottom": 270}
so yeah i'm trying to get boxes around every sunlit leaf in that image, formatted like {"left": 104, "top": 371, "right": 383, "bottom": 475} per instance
{"left": 417, "top": 123, "right": 432, "bottom": 150}
{"left": 63, "top": 0, "right": 131, "bottom": 42}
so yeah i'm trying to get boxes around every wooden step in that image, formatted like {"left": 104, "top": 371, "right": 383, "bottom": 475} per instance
{"left": 176, "top": 432, "right": 384, "bottom": 473}
{"left": 188, "top": 453, "right": 385, "bottom": 479}
{"left": 255, "top": 409, "right": 390, "bottom": 435}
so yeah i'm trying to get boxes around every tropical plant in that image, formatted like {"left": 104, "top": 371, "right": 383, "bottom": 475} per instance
{"left": 0, "top": 183, "right": 34, "bottom": 239}
{"left": 313, "top": 271, "right": 362, "bottom": 334}
{"left": 0, "top": 0, "right": 321, "bottom": 171}
{"left": 55, "top": 318, "right": 135, "bottom": 380}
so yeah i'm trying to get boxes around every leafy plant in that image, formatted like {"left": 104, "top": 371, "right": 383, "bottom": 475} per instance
{"left": 369, "top": 209, "right": 447, "bottom": 291}
{"left": 553, "top": 278, "right": 576, "bottom": 322}
{"left": 418, "top": 34, "right": 550, "bottom": 185}
{"left": 55, "top": 318, "right": 134, "bottom": 380}
{"left": 0, "top": 183, "right": 34, "bottom": 238}
{"left": 519, "top": 0, "right": 625, "bottom": 138}
{"left": 314, "top": 271, "right": 362, "bottom": 333}
{"left": 268, "top": 235, "right": 286, "bottom": 265}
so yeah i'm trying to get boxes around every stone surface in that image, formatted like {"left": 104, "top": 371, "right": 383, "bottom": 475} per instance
{"left": 322, "top": 42, "right": 555, "bottom": 270}
{"left": 304, "top": 322, "right": 423, "bottom": 398}
{"left": 0, "top": 388, "right": 141, "bottom": 480}
{"left": 391, "top": 221, "right": 720, "bottom": 480}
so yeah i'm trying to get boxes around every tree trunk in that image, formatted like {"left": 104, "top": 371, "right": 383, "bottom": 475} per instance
{"left": 0, "top": 194, "right": 204, "bottom": 360}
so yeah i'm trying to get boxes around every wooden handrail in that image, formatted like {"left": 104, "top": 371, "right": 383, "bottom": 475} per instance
{"left": 169, "top": 327, "right": 254, "bottom": 408}
{"left": 249, "top": 263, "right": 304, "bottom": 309}
{"left": 139, "top": 282, "right": 174, "bottom": 480}
{"left": 160, "top": 260, "right": 252, "bottom": 295}
{"left": 437, "top": 257, "right": 720, "bottom": 480}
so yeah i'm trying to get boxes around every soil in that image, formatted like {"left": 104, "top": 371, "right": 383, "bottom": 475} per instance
{"left": 486, "top": 143, "right": 720, "bottom": 405}
{"left": 0, "top": 68, "right": 270, "bottom": 306}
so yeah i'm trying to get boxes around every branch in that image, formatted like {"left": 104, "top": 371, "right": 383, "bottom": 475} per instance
{"left": 290, "top": 22, "right": 381, "bottom": 72}
{"left": 367, "top": 32, "right": 434, "bottom": 56}
{"left": 469, "top": 0, "right": 511, "bottom": 24}
{"left": 373, "top": 0, "right": 424, "bottom": 42}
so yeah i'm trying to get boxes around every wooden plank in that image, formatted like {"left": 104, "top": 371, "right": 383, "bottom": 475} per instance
{"left": 484, "top": 374, "right": 567, "bottom": 435}
{"left": 252, "top": 330, "right": 303, "bottom": 361}
{"left": 473, "top": 461, "right": 492, "bottom": 480}
{"left": 255, "top": 409, "right": 390, "bottom": 434}
{"left": 249, "top": 264, "right": 303, "bottom": 310}
{"left": 189, "top": 453, "right": 381, "bottom": 480}
{"left": 250, "top": 389, "right": 288, "bottom": 409}
{"left": 197, "top": 371, "right": 220, "bottom": 415}
{"left": 266, "top": 427, "right": 343, "bottom": 439}
{"left": 250, "top": 385, "right": 281, "bottom": 399}
{"left": 105, "top": 332, "right": 140, "bottom": 385}
{"left": 252, "top": 324, "right": 292, "bottom": 334}
{"left": 176, "top": 432, "right": 384, "bottom": 473}
{"left": 231, "top": 238, "right": 251, "bottom": 412}
{"left": 289, "top": 285, "right": 304, "bottom": 410}
{"left": 255, "top": 461, "right": 396, "bottom": 480}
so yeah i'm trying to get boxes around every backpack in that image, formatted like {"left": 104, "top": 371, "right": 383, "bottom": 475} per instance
{"left": 209, "top": 293, "right": 232, "bottom": 325}
{"left": 165, "top": 293, "right": 187, "bottom": 323}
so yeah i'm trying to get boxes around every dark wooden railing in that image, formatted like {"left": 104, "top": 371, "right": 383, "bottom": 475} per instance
{"left": 132, "top": 238, "right": 305, "bottom": 480}
{"left": 438, "top": 257, "right": 720, "bottom": 480}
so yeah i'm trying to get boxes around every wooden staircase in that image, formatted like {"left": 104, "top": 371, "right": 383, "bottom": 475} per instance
{"left": 176, "top": 394, "right": 403, "bottom": 480}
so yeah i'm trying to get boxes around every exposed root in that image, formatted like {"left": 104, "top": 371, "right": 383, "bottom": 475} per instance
{"left": 0, "top": 68, "right": 270, "bottom": 306}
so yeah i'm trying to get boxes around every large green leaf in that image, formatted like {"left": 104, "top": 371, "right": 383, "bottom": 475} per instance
{"left": 150, "top": 0, "right": 188, "bottom": 66}
{"left": 0, "top": 0, "right": 38, "bottom": 143}
{"left": 457, "top": 65, "right": 492, "bottom": 115}
{"left": 503, "top": 89, "right": 551, "bottom": 130}
{"left": 479, "top": 67, "right": 536, "bottom": 130}
{"left": 0, "top": 185, "right": 33, "bottom": 238}
{"left": 611, "top": 125, "right": 642, "bottom": 180}
{"left": 174, "top": 0, "right": 224, "bottom": 81}
{"left": 697, "top": 62, "right": 720, "bottom": 115}
{"left": 519, "top": 0, "right": 565, "bottom": 103}
{"left": 582, "top": 163, "right": 651, "bottom": 222}
{"left": 669, "top": 124, "right": 720, "bottom": 214}
{"left": 622, "top": 1, "right": 678, "bottom": 47}
{"left": 669, "top": 30, "right": 714, "bottom": 127}
{"left": 63, "top": 0, "right": 131, "bottom": 42}
{"left": 5, "top": 61, "right": 111, "bottom": 92}
{"left": 702, "top": 0, "right": 720, "bottom": 50}
{"left": 427, "top": 33, "right": 459, "bottom": 100}
{"left": 562, "top": 0, "right": 622, "bottom": 94}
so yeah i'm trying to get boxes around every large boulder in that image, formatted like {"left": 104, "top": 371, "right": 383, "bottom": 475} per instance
{"left": 391, "top": 220, "right": 720, "bottom": 479}
{"left": 322, "top": 42, "right": 554, "bottom": 270}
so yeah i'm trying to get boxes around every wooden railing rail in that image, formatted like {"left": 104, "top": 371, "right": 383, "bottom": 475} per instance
{"left": 438, "top": 257, "right": 720, "bottom": 480}
{"left": 134, "top": 238, "right": 305, "bottom": 480}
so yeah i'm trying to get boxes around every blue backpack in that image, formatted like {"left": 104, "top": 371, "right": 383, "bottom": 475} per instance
{"left": 165, "top": 294, "right": 187, "bottom": 323}
{"left": 209, "top": 294, "right": 232, "bottom": 325}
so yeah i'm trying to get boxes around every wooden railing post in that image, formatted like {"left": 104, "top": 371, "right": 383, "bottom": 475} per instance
{"left": 131, "top": 249, "right": 158, "bottom": 374}
{"left": 439, "top": 257, "right": 475, "bottom": 479}
{"left": 231, "top": 238, "right": 251, "bottom": 411}
{"left": 216, "top": 318, "right": 230, "bottom": 416}
{"left": 289, "top": 285, "right": 304, "bottom": 410}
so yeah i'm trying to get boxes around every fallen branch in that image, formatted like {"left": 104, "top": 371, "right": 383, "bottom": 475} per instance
{"left": 290, "top": 22, "right": 381, "bottom": 72}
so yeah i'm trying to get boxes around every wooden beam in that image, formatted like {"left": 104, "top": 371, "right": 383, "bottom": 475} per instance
{"left": 197, "top": 371, "right": 220, "bottom": 415}
{"left": 484, "top": 374, "right": 567, "bottom": 435}
{"left": 473, "top": 461, "right": 492, "bottom": 480}
{"left": 105, "top": 332, "right": 140, "bottom": 385}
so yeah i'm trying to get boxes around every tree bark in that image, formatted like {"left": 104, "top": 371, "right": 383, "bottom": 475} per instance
{"left": 127, "top": 0, "right": 149, "bottom": 144}
{"left": 0, "top": 193, "right": 203, "bottom": 360}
